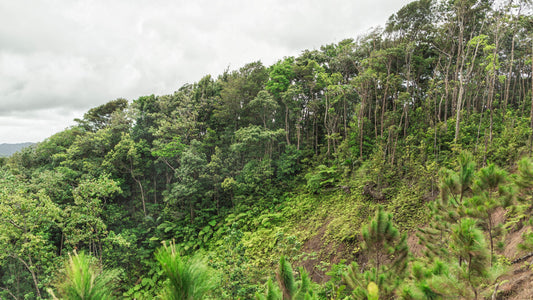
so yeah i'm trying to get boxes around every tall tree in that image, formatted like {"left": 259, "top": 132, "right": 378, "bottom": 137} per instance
{"left": 75, "top": 98, "right": 129, "bottom": 132}
{"left": 0, "top": 170, "right": 62, "bottom": 299}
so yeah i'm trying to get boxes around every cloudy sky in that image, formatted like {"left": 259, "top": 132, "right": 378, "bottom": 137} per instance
{"left": 0, "top": 0, "right": 412, "bottom": 144}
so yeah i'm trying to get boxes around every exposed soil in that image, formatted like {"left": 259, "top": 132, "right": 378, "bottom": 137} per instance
{"left": 300, "top": 219, "right": 354, "bottom": 283}
{"left": 496, "top": 215, "right": 533, "bottom": 300}
{"left": 407, "top": 231, "right": 424, "bottom": 257}
{"left": 497, "top": 263, "right": 533, "bottom": 300}
{"left": 298, "top": 205, "right": 533, "bottom": 299}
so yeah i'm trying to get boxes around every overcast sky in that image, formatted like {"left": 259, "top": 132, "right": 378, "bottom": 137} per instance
{"left": 0, "top": 0, "right": 412, "bottom": 144}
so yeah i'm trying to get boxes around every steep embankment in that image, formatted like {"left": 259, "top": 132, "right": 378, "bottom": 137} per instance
{"left": 497, "top": 212, "right": 533, "bottom": 299}
{"left": 237, "top": 162, "right": 533, "bottom": 298}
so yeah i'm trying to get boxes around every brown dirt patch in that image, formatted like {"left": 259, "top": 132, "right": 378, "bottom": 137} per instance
{"left": 491, "top": 208, "right": 533, "bottom": 299}
{"left": 296, "top": 205, "right": 533, "bottom": 298}
{"left": 407, "top": 231, "right": 424, "bottom": 257}
{"left": 504, "top": 225, "right": 531, "bottom": 260}
{"left": 299, "top": 219, "right": 354, "bottom": 283}
{"left": 496, "top": 263, "right": 533, "bottom": 300}
{"left": 493, "top": 207, "right": 506, "bottom": 226}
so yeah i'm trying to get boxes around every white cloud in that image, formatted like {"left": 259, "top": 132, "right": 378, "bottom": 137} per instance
{"left": 0, "top": 108, "right": 83, "bottom": 143}
{"left": 0, "top": 0, "right": 412, "bottom": 143}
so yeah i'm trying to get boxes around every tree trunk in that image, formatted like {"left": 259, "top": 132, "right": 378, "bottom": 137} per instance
{"left": 454, "top": 17, "right": 465, "bottom": 142}
{"left": 343, "top": 93, "right": 348, "bottom": 139}
{"left": 131, "top": 159, "right": 147, "bottom": 216}
{"left": 285, "top": 103, "right": 290, "bottom": 145}
{"left": 324, "top": 93, "right": 331, "bottom": 157}
{"left": 359, "top": 102, "right": 365, "bottom": 159}
{"left": 503, "top": 29, "right": 515, "bottom": 116}
{"left": 153, "top": 176, "right": 157, "bottom": 204}
{"left": 296, "top": 122, "right": 301, "bottom": 150}
{"left": 488, "top": 213, "right": 494, "bottom": 266}
{"left": 530, "top": 39, "right": 533, "bottom": 138}
{"left": 488, "top": 19, "right": 502, "bottom": 142}
{"left": 455, "top": 28, "right": 483, "bottom": 142}
{"left": 135, "top": 177, "right": 146, "bottom": 216}
{"left": 0, "top": 287, "right": 18, "bottom": 300}
{"left": 11, "top": 254, "right": 41, "bottom": 299}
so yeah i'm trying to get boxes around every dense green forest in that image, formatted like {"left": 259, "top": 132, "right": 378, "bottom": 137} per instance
{"left": 1, "top": 0, "right": 533, "bottom": 298}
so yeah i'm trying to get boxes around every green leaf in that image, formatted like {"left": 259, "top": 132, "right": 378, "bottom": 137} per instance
{"left": 142, "top": 277, "right": 152, "bottom": 287}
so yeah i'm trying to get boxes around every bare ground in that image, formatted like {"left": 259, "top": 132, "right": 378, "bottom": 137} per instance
{"left": 496, "top": 218, "right": 533, "bottom": 300}
{"left": 299, "top": 219, "right": 353, "bottom": 283}
{"left": 297, "top": 206, "right": 533, "bottom": 299}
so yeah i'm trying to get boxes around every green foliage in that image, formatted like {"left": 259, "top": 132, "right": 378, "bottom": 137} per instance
{"left": 63, "top": 174, "right": 122, "bottom": 257}
{"left": 0, "top": 168, "right": 63, "bottom": 299}
{"left": 367, "top": 282, "right": 379, "bottom": 300}
{"left": 165, "top": 140, "right": 208, "bottom": 221}
{"left": 276, "top": 144, "right": 301, "bottom": 181}
{"left": 516, "top": 157, "right": 533, "bottom": 192}
{"left": 341, "top": 206, "right": 409, "bottom": 299}
{"left": 207, "top": 228, "right": 259, "bottom": 299}
{"left": 519, "top": 227, "right": 533, "bottom": 253}
{"left": 151, "top": 137, "right": 185, "bottom": 159}
{"left": 236, "top": 159, "right": 275, "bottom": 197}
{"left": 278, "top": 256, "right": 296, "bottom": 299}
{"left": 440, "top": 151, "right": 476, "bottom": 204}
{"left": 414, "top": 153, "right": 518, "bottom": 299}
{"left": 49, "top": 251, "right": 119, "bottom": 300}
{"left": 466, "top": 164, "right": 510, "bottom": 261}
{"left": 249, "top": 90, "right": 279, "bottom": 128}
{"left": 450, "top": 218, "right": 490, "bottom": 275}
{"left": 75, "top": 98, "right": 129, "bottom": 132}
{"left": 304, "top": 164, "right": 339, "bottom": 193}
{"left": 257, "top": 257, "right": 316, "bottom": 300}
{"left": 362, "top": 206, "right": 407, "bottom": 274}
{"left": 399, "top": 259, "right": 447, "bottom": 299}
{"left": 155, "top": 241, "right": 218, "bottom": 300}
{"left": 266, "top": 57, "right": 295, "bottom": 98}
{"left": 256, "top": 278, "right": 282, "bottom": 300}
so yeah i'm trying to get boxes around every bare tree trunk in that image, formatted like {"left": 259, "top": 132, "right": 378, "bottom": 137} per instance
{"left": 488, "top": 18, "right": 503, "bottom": 142}
{"left": 503, "top": 29, "right": 516, "bottom": 116}
{"left": 454, "top": 12, "right": 466, "bottom": 142}
{"left": 444, "top": 55, "right": 452, "bottom": 123}
{"left": 11, "top": 255, "right": 41, "bottom": 299}
{"left": 135, "top": 177, "right": 146, "bottom": 216}
{"left": 285, "top": 103, "right": 290, "bottom": 145}
{"left": 359, "top": 94, "right": 366, "bottom": 159}
{"left": 404, "top": 49, "right": 412, "bottom": 137}
{"left": 324, "top": 93, "right": 330, "bottom": 157}
{"left": 530, "top": 39, "right": 533, "bottom": 148}
{"left": 130, "top": 159, "right": 147, "bottom": 216}
{"left": 154, "top": 176, "right": 157, "bottom": 204}
{"left": 373, "top": 81, "right": 379, "bottom": 140}
{"left": 343, "top": 93, "right": 348, "bottom": 139}
{"left": 296, "top": 121, "right": 301, "bottom": 150}
{"left": 455, "top": 27, "right": 483, "bottom": 142}
{"left": 381, "top": 85, "right": 388, "bottom": 138}
{"left": 0, "top": 287, "right": 18, "bottom": 300}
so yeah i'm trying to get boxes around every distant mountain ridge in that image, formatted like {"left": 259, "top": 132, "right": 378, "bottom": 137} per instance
{"left": 0, "top": 143, "right": 35, "bottom": 157}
